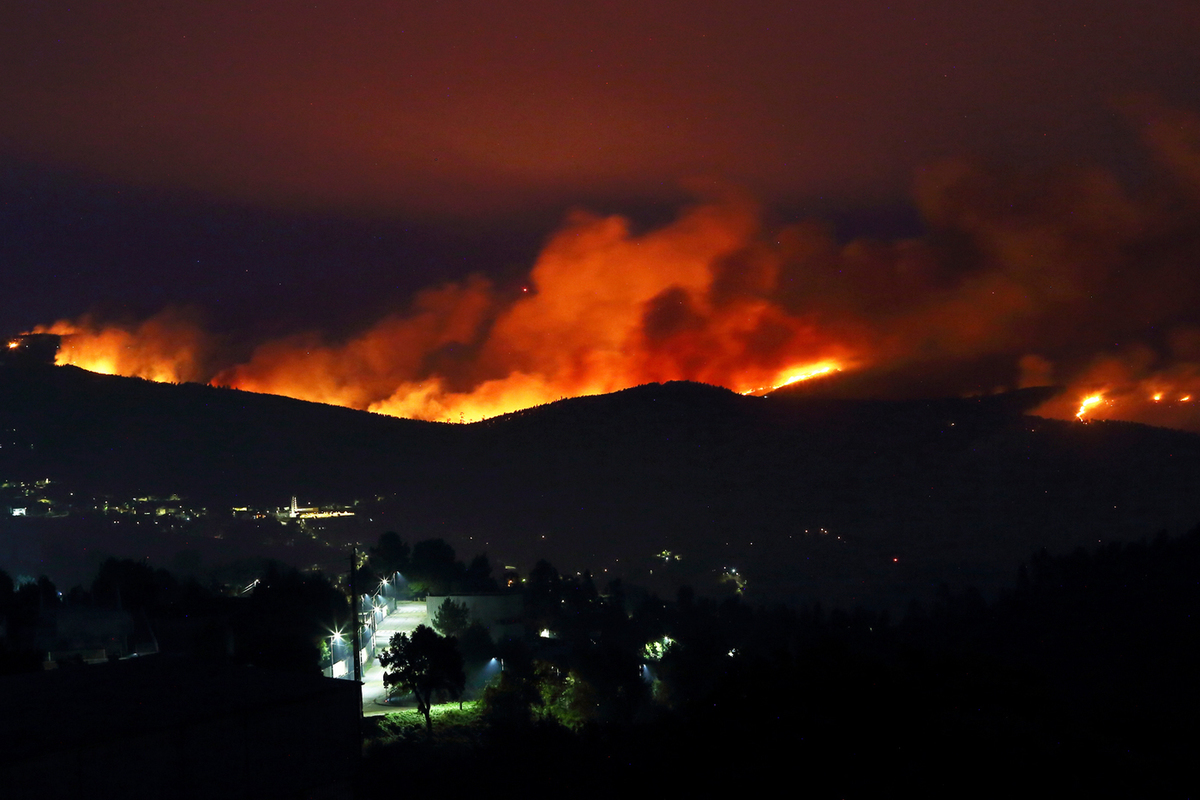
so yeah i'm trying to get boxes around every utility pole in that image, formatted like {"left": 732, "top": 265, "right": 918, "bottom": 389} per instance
{"left": 350, "top": 546, "right": 363, "bottom": 720}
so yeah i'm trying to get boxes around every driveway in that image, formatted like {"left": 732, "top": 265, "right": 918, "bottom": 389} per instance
{"left": 360, "top": 600, "right": 427, "bottom": 716}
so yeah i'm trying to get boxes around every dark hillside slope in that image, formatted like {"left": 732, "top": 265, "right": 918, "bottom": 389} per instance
{"left": 2, "top": 367, "right": 1199, "bottom": 609}
{"left": 0, "top": 363, "right": 453, "bottom": 504}
{"left": 389, "top": 382, "right": 1200, "bottom": 607}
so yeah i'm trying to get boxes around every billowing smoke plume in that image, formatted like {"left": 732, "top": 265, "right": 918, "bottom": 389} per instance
{"left": 218, "top": 194, "right": 853, "bottom": 421}
{"left": 38, "top": 308, "right": 215, "bottom": 385}
{"left": 33, "top": 107, "right": 1200, "bottom": 430}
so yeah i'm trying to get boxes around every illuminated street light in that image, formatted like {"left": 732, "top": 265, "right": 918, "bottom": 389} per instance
{"left": 329, "top": 630, "right": 348, "bottom": 678}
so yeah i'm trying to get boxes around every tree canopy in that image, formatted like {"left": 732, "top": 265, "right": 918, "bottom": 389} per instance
{"left": 432, "top": 597, "right": 471, "bottom": 639}
{"left": 366, "top": 532, "right": 498, "bottom": 596}
{"left": 378, "top": 624, "right": 465, "bottom": 735}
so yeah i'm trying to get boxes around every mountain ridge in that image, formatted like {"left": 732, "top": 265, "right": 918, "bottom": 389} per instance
{"left": 2, "top": 363, "right": 1198, "bottom": 609}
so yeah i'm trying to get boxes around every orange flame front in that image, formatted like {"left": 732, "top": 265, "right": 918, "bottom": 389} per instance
{"left": 1076, "top": 394, "right": 1104, "bottom": 420}
{"left": 36, "top": 311, "right": 211, "bottom": 385}
{"left": 740, "top": 361, "right": 843, "bottom": 396}
{"left": 35, "top": 199, "right": 858, "bottom": 421}
{"left": 28, "top": 112, "right": 1200, "bottom": 432}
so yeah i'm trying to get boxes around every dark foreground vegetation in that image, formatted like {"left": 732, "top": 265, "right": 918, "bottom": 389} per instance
{"left": 360, "top": 528, "right": 1200, "bottom": 798}
{"left": 2, "top": 524, "right": 1197, "bottom": 797}
{"left": 0, "top": 556, "right": 353, "bottom": 675}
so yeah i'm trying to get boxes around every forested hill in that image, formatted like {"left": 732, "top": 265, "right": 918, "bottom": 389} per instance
{"left": 3, "top": 363, "right": 1200, "bottom": 608}
{"left": 0, "top": 365, "right": 1061, "bottom": 505}
{"left": 446, "top": 380, "right": 1200, "bottom": 607}
{"left": 0, "top": 363, "right": 447, "bottom": 504}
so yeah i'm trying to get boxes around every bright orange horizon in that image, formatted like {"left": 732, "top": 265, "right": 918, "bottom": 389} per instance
{"left": 33, "top": 171, "right": 1200, "bottom": 433}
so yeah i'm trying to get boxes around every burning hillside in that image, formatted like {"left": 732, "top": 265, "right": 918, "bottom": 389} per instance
{"left": 30, "top": 108, "right": 1200, "bottom": 430}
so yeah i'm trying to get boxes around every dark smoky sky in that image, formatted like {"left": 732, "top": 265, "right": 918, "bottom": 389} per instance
{"left": 1, "top": 1, "right": 1198, "bottom": 339}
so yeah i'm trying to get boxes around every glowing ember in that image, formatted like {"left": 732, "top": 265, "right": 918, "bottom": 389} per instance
{"left": 1076, "top": 394, "right": 1104, "bottom": 420}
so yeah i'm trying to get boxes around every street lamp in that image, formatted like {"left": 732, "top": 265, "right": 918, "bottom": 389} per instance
{"left": 329, "top": 630, "right": 344, "bottom": 678}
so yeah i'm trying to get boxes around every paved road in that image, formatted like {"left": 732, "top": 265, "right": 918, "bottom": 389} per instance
{"left": 360, "top": 600, "right": 427, "bottom": 716}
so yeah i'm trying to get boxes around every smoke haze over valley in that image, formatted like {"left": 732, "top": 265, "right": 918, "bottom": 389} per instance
{"left": 3, "top": 2, "right": 1199, "bottom": 431}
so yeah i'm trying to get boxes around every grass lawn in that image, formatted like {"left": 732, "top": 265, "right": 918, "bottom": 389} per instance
{"left": 366, "top": 701, "right": 484, "bottom": 744}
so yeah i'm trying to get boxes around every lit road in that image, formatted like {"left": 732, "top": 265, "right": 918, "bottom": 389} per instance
{"left": 360, "top": 600, "right": 427, "bottom": 716}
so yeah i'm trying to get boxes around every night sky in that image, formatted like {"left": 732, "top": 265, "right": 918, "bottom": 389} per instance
{"left": 3, "top": 2, "right": 1199, "bottom": 425}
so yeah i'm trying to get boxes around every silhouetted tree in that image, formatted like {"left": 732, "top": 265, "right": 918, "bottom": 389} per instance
{"left": 480, "top": 638, "right": 541, "bottom": 729}
{"left": 0, "top": 570, "right": 13, "bottom": 615}
{"left": 464, "top": 553, "right": 498, "bottom": 592}
{"left": 408, "top": 539, "right": 463, "bottom": 596}
{"left": 378, "top": 624, "right": 465, "bottom": 736}
{"left": 432, "top": 597, "right": 471, "bottom": 638}
{"left": 16, "top": 575, "right": 59, "bottom": 613}
{"left": 237, "top": 563, "right": 350, "bottom": 674}
{"left": 91, "top": 558, "right": 176, "bottom": 612}
{"left": 369, "top": 531, "right": 411, "bottom": 577}
{"left": 458, "top": 620, "right": 495, "bottom": 668}
{"left": 526, "top": 559, "right": 561, "bottom": 628}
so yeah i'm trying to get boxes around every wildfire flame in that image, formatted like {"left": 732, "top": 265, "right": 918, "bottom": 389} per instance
{"left": 37, "top": 198, "right": 865, "bottom": 421}
{"left": 777, "top": 363, "right": 841, "bottom": 388}
{"left": 24, "top": 110, "right": 1200, "bottom": 432}
{"left": 740, "top": 361, "right": 842, "bottom": 396}
{"left": 1076, "top": 394, "right": 1105, "bottom": 420}
{"left": 36, "top": 313, "right": 208, "bottom": 385}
